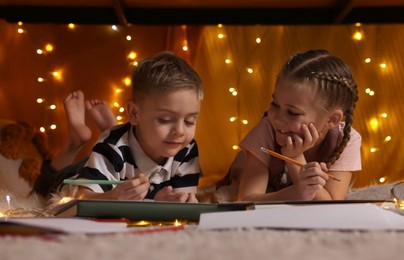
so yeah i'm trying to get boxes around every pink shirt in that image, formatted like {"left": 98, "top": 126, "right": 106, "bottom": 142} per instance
{"left": 239, "top": 116, "right": 362, "bottom": 191}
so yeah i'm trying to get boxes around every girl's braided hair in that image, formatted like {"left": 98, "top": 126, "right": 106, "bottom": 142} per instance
{"left": 277, "top": 49, "right": 359, "bottom": 166}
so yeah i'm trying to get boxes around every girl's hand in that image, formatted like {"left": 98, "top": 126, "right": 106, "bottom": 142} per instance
{"left": 109, "top": 173, "right": 150, "bottom": 200}
{"left": 294, "top": 162, "right": 329, "bottom": 200}
{"left": 281, "top": 123, "right": 319, "bottom": 158}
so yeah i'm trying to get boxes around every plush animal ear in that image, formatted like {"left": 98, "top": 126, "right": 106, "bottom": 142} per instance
{"left": 126, "top": 101, "right": 139, "bottom": 125}
{"left": 326, "top": 109, "right": 343, "bottom": 128}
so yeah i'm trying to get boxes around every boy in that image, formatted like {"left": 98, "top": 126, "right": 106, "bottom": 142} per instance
{"left": 72, "top": 52, "right": 203, "bottom": 203}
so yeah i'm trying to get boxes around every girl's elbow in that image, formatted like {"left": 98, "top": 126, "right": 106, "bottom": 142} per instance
{"left": 237, "top": 192, "right": 253, "bottom": 202}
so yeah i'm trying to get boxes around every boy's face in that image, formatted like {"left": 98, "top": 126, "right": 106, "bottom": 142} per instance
{"left": 127, "top": 88, "right": 201, "bottom": 164}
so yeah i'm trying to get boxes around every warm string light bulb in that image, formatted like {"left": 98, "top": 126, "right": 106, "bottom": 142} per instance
{"left": 229, "top": 87, "right": 237, "bottom": 96}
{"left": 58, "top": 197, "right": 75, "bottom": 204}
{"left": 6, "top": 195, "right": 11, "bottom": 210}
{"left": 68, "top": 23, "right": 75, "bottom": 29}
{"left": 124, "top": 77, "right": 131, "bottom": 86}
{"left": 128, "top": 52, "right": 137, "bottom": 60}
{"left": 369, "top": 118, "right": 379, "bottom": 131}
{"left": 353, "top": 31, "right": 363, "bottom": 41}
{"left": 365, "top": 88, "right": 375, "bottom": 96}
{"left": 45, "top": 44, "right": 54, "bottom": 52}
{"left": 52, "top": 70, "right": 63, "bottom": 81}
{"left": 181, "top": 25, "right": 189, "bottom": 52}
{"left": 181, "top": 26, "right": 189, "bottom": 52}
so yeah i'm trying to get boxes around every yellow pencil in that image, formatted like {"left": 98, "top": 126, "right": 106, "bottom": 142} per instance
{"left": 260, "top": 147, "right": 341, "bottom": 182}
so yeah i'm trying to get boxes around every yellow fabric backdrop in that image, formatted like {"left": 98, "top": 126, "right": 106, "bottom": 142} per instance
{"left": 1, "top": 21, "right": 403, "bottom": 189}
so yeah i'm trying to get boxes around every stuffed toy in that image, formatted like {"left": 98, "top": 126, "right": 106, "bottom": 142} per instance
{"left": 0, "top": 119, "right": 52, "bottom": 198}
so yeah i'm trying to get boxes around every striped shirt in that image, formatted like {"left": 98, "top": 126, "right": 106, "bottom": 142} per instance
{"left": 76, "top": 123, "right": 200, "bottom": 199}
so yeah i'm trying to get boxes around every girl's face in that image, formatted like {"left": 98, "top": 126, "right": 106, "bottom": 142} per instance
{"left": 127, "top": 88, "right": 201, "bottom": 164}
{"left": 268, "top": 80, "right": 330, "bottom": 147}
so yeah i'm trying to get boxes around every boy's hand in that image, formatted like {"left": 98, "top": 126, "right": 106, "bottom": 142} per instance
{"left": 295, "top": 162, "right": 329, "bottom": 200}
{"left": 109, "top": 173, "right": 150, "bottom": 200}
{"left": 281, "top": 123, "right": 319, "bottom": 158}
{"left": 154, "top": 186, "right": 198, "bottom": 203}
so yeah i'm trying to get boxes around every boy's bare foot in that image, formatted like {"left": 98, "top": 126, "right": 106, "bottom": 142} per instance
{"left": 85, "top": 99, "right": 117, "bottom": 132}
{"left": 50, "top": 90, "right": 92, "bottom": 171}
{"left": 64, "top": 90, "right": 92, "bottom": 148}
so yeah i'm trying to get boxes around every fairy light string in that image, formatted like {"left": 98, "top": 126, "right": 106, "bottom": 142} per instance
{"left": 8, "top": 22, "right": 400, "bottom": 190}
{"left": 219, "top": 25, "right": 271, "bottom": 151}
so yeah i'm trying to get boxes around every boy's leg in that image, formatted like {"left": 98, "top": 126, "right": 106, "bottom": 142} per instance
{"left": 85, "top": 99, "right": 117, "bottom": 132}
{"left": 50, "top": 90, "right": 92, "bottom": 171}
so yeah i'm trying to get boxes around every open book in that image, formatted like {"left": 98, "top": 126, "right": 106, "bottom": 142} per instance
{"left": 50, "top": 199, "right": 249, "bottom": 222}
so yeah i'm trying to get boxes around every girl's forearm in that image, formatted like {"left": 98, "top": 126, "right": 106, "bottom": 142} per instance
{"left": 238, "top": 185, "right": 305, "bottom": 202}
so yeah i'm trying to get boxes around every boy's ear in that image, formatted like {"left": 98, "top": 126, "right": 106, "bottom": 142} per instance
{"left": 326, "top": 109, "right": 343, "bottom": 128}
{"left": 126, "top": 101, "right": 139, "bottom": 125}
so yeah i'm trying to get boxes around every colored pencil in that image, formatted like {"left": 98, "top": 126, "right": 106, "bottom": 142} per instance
{"left": 260, "top": 147, "right": 341, "bottom": 182}
{"left": 63, "top": 179, "right": 124, "bottom": 185}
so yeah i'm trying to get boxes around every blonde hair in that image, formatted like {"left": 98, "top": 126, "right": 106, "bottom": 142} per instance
{"left": 131, "top": 51, "right": 203, "bottom": 100}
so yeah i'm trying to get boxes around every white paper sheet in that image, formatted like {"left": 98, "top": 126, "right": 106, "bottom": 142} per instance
{"left": 1, "top": 217, "right": 131, "bottom": 234}
{"left": 198, "top": 203, "right": 404, "bottom": 230}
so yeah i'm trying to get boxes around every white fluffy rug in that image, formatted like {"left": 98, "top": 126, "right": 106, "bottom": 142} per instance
{"left": 1, "top": 226, "right": 404, "bottom": 260}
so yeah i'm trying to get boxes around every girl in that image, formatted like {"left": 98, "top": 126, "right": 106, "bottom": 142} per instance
{"left": 237, "top": 49, "right": 361, "bottom": 201}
